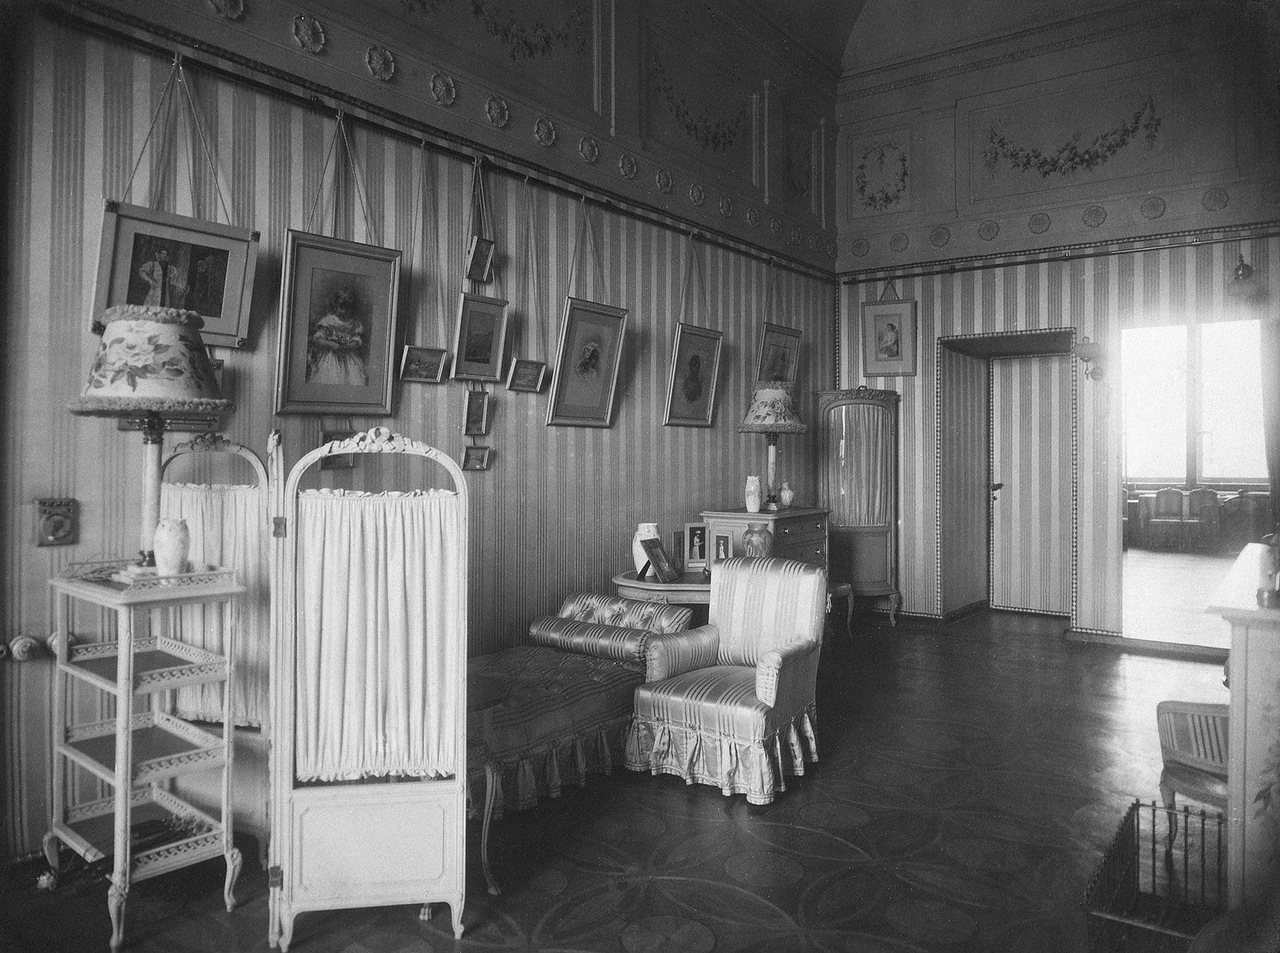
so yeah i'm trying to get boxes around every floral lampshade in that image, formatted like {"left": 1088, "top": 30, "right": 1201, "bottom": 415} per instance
{"left": 68, "top": 305, "right": 229, "bottom": 417}
{"left": 68, "top": 305, "right": 230, "bottom": 570}
{"left": 739, "top": 381, "right": 807, "bottom": 436}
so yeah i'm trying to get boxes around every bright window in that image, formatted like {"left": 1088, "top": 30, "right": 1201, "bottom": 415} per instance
{"left": 1121, "top": 320, "right": 1267, "bottom": 485}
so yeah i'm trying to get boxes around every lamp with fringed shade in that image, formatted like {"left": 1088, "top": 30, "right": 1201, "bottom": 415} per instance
{"left": 739, "top": 380, "right": 806, "bottom": 511}
{"left": 68, "top": 305, "right": 231, "bottom": 572}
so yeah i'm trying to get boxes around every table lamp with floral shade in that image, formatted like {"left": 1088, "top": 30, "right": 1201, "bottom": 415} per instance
{"left": 739, "top": 380, "right": 806, "bottom": 511}
{"left": 68, "top": 304, "right": 231, "bottom": 574}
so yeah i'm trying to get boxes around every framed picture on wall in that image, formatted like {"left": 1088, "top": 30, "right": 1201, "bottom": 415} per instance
{"left": 318, "top": 429, "right": 356, "bottom": 470}
{"left": 465, "top": 235, "right": 496, "bottom": 283}
{"left": 461, "top": 445, "right": 493, "bottom": 471}
{"left": 861, "top": 299, "right": 917, "bottom": 377}
{"left": 92, "top": 201, "right": 259, "bottom": 347}
{"left": 754, "top": 322, "right": 802, "bottom": 384}
{"left": 463, "top": 389, "right": 492, "bottom": 437}
{"left": 400, "top": 345, "right": 448, "bottom": 383}
{"left": 663, "top": 322, "right": 723, "bottom": 427}
{"left": 451, "top": 291, "right": 510, "bottom": 382}
{"left": 274, "top": 230, "right": 402, "bottom": 415}
{"left": 546, "top": 296, "right": 628, "bottom": 427}
{"left": 507, "top": 358, "right": 548, "bottom": 393}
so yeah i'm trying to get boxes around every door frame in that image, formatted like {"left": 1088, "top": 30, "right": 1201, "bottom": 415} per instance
{"left": 937, "top": 329, "right": 1079, "bottom": 625}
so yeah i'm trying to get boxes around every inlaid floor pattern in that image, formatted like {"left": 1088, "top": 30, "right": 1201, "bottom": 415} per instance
{"left": 3, "top": 610, "right": 1229, "bottom": 952}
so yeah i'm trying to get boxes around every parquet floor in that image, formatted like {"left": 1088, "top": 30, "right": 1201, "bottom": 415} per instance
{"left": 2, "top": 610, "right": 1229, "bottom": 952}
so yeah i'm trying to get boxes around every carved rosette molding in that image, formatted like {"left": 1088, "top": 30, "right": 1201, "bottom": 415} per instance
{"left": 770, "top": 217, "right": 782, "bottom": 235}
{"left": 618, "top": 153, "right": 637, "bottom": 180}
{"left": 746, "top": 207, "right": 759, "bottom": 227}
{"left": 977, "top": 220, "right": 1000, "bottom": 241}
{"left": 485, "top": 95, "right": 509, "bottom": 128}
{"left": 655, "top": 169, "right": 673, "bottom": 194}
{"left": 929, "top": 226, "right": 950, "bottom": 247}
{"left": 1082, "top": 205, "right": 1107, "bottom": 228}
{"left": 983, "top": 96, "right": 1162, "bottom": 179}
{"left": 1028, "top": 212, "right": 1051, "bottom": 234}
{"left": 719, "top": 196, "right": 733, "bottom": 218}
{"left": 578, "top": 136, "right": 598, "bottom": 164}
{"left": 688, "top": 183, "right": 705, "bottom": 207}
{"left": 534, "top": 116, "right": 556, "bottom": 147}
{"left": 292, "top": 15, "right": 326, "bottom": 54}
{"left": 889, "top": 233, "right": 909, "bottom": 252}
{"left": 1140, "top": 196, "right": 1166, "bottom": 219}
{"left": 1202, "top": 188, "right": 1229, "bottom": 211}
{"left": 430, "top": 72, "right": 456, "bottom": 106}
{"left": 851, "top": 237, "right": 871, "bottom": 258}
{"left": 366, "top": 45, "right": 396, "bottom": 81}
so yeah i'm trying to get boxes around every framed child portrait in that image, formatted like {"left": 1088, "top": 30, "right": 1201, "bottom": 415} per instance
{"left": 274, "top": 230, "right": 402, "bottom": 415}
{"left": 861, "top": 299, "right": 917, "bottom": 377}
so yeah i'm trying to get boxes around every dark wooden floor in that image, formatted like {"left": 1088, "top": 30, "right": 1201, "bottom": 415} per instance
{"left": 2, "top": 610, "right": 1229, "bottom": 953}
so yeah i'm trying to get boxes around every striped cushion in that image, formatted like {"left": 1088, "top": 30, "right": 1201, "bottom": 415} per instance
{"left": 711, "top": 558, "right": 826, "bottom": 666}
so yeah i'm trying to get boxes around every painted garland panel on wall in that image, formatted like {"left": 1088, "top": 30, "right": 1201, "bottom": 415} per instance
{"left": 0, "top": 15, "right": 835, "bottom": 857}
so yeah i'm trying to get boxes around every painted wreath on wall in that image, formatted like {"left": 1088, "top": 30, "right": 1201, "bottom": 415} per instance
{"left": 647, "top": 49, "right": 747, "bottom": 154}
{"left": 854, "top": 140, "right": 908, "bottom": 211}
{"left": 983, "top": 96, "right": 1162, "bottom": 178}
{"left": 400, "top": 0, "right": 589, "bottom": 62}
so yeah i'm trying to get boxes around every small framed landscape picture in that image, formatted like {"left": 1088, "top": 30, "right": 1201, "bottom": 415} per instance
{"left": 452, "top": 291, "right": 510, "bottom": 382}
{"left": 712, "top": 532, "right": 733, "bottom": 565}
{"left": 507, "top": 358, "right": 548, "bottom": 393}
{"left": 463, "top": 390, "right": 492, "bottom": 437}
{"left": 684, "top": 522, "right": 708, "bottom": 570}
{"left": 663, "top": 322, "right": 723, "bottom": 427}
{"left": 92, "top": 201, "right": 259, "bottom": 348}
{"left": 400, "top": 345, "right": 448, "bottom": 383}
{"left": 861, "top": 299, "right": 918, "bottom": 377}
{"left": 319, "top": 429, "right": 356, "bottom": 470}
{"left": 461, "top": 445, "right": 493, "bottom": 471}
{"left": 670, "top": 530, "right": 685, "bottom": 575}
{"left": 755, "top": 322, "right": 802, "bottom": 384}
{"left": 465, "top": 235, "right": 495, "bottom": 283}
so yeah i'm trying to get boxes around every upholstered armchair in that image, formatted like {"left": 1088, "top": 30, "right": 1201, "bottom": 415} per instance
{"left": 625, "top": 557, "right": 826, "bottom": 805}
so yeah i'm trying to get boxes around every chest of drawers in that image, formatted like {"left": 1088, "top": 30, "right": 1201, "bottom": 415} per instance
{"left": 700, "top": 506, "right": 830, "bottom": 570}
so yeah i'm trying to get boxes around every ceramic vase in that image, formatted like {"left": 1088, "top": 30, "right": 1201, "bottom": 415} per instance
{"left": 741, "top": 522, "right": 773, "bottom": 558}
{"left": 779, "top": 481, "right": 796, "bottom": 508}
{"left": 153, "top": 518, "right": 190, "bottom": 577}
{"left": 632, "top": 522, "right": 659, "bottom": 573}
{"left": 744, "top": 476, "right": 762, "bottom": 514}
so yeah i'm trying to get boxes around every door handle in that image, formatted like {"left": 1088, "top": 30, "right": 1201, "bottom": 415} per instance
{"left": 991, "top": 482, "right": 1004, "bottom": 502}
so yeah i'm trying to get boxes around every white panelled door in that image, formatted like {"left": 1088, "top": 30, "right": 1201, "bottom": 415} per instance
{"left": 990, "top": 354, "right": 1073, "bottom": 615}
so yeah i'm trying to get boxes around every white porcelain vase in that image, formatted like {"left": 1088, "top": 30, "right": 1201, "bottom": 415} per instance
{"left": 779, "top": 481, "right": 796, "bottom": 508}
{"left": 153, "top": 518, "right": 190, "bottom": 577}
{"left": 744, "top": 476, "right": 762, "bottom": 514}
{"left": 632, "top": 522, "right": 659, "bottom": 573}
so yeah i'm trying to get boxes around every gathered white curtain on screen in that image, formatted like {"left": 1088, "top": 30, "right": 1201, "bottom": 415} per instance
{"left": 294, "top": 488, "right": 463, "bottom": 782}
{"left": 831, "top": 404, "right": 893, "bottom": 527}
{"left": 161, "top": 482, "right": 270, "bottom": 727}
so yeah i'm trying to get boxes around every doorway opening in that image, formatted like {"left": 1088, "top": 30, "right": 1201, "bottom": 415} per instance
{"left": 938, "top": 329, "right": 1076, "bottom": 626}
{"left": 1120, "top": 320, "right": 1269, "bottom": 653}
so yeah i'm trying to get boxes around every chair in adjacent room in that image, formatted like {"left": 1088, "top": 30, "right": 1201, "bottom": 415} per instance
{"left": 625, "top": 556, "right": 826, "bottom": 805}
{"left": 1147, "top": 486, "right": 1187, "bottom": 550}
{"left": 1184, "top": 487, "right": 1223, "bottom": 552}
{"left": 1157, "top": 700, "right": 1229, "bottom": 852}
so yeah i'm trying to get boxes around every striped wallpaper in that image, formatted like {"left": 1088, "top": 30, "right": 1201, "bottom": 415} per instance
{"left": 937, "top": 346, "right": 989, "bottom": 617}
{"left": 842, "top": 231, "right": 1280, "bottom": 629}
{"left": 0, "top": 18, "right": 835, "bottom": 856}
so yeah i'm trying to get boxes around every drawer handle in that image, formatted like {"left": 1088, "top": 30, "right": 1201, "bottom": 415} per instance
{"left": 781, "top": 527, "right": 791, "bottom": 535}
{"left": 813, "top": 522, "right": 823, "bottom": 530}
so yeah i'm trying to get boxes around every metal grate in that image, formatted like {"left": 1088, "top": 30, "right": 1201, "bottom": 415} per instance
{"left": 1086, "top": 799, "right": 1226, "bottom": 952}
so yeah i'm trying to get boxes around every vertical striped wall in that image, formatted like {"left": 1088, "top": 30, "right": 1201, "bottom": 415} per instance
{"left": 842, "top": 232, "right": 1280, "bottom": 628}
{"left": 990, "top": 355, "right": 1072, "bottom": 615}
{"left": 0, "top": 19, "right": 835, "bottom": 856}
{"left": 938, "top": 347, "right": 988, "bottom": 616}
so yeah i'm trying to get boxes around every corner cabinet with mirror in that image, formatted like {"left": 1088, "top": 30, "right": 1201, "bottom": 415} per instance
{"left": 817, "top": 387, "right": 901, "bottom": 624}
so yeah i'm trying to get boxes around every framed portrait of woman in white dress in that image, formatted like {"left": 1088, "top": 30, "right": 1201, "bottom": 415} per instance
{"left": 274, "top": 230, "right": 402, "bottom": 415}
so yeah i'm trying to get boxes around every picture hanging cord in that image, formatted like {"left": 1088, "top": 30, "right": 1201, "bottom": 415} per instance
{"left": 406, "top": 139, "right": 449, "bottom": 348}
{"left": 565, "top": 196, "right": 607, "bottom": 304}
{"left": 763, "top": 258, "right": 787, "bottom": 328}
{"left": 304, "top": 111, "right": 376, "bottom": 245}
{"left": 677, "top": 232, "right": 708, "bottom": 327}
{"left": 523, "top": 177, "right": 548, "bottom": 362}
{"left": 120, "top": 53, "right": 232, "bottom": 225}
{"left": 878, "top": 280, "right": 900, "bottom": 302}
{"left": 466, "top": 157, "right": 503, "bottom": 302}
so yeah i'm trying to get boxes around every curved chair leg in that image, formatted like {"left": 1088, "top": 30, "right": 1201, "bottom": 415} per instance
{"left": 482, "top": 762, "right": 500, "bottom": 896}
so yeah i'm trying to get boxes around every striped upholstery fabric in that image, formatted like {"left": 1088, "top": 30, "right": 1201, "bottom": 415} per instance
{"left": 626, "top": 558, "right": 826, "bottom": 805}
{"left": 468, "top": 594, "right": 693, "bottom": 817}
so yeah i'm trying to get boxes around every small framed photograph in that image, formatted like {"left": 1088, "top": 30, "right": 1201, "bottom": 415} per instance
{"left": 670, "top": 530, "right": 685, "bottom": 575}
{"left": 546, "top": 296, "right": 628, "bottom": 428}
{"left": 664, "top": 322, "right": 723, "bottom": 427}
{"left": 400, "top": 345, "right": 448, "bottom": 383}
{"left": 507, "top": 358, "right": 548, "bottom": 393}
{"left": 465, "top": 235, "right": 495, "bottom": 283}
{"left": 861, "top": 299, "right": 918, "bottom": 377}
{"left": 451, "top": 291, "right": 510, "bottom": 382}
{"left": 684, "top": 523, "right": 708, "bottom": 570}
{"left": 319, "top": 429, "right": 356, "bottom": 470}
{"left": 461, "top": 445, "right": 493, "bottom": 471}
{"left": 274, "top": 229, "right": 402, "bottom": 415}
{"left": 712, "top": 532, "right": 733, "bottom": 565}
{"left": 755, "top": 322, "right": 802, "bottom": 384}
{"left": 92, "top": 201, "right": 259, "bottom": 347}
{"left": 463, "top": 390, "right": 492, "bottom": 437}
{"left": 639, "top": 537, "right": 681, "bottom": 583}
